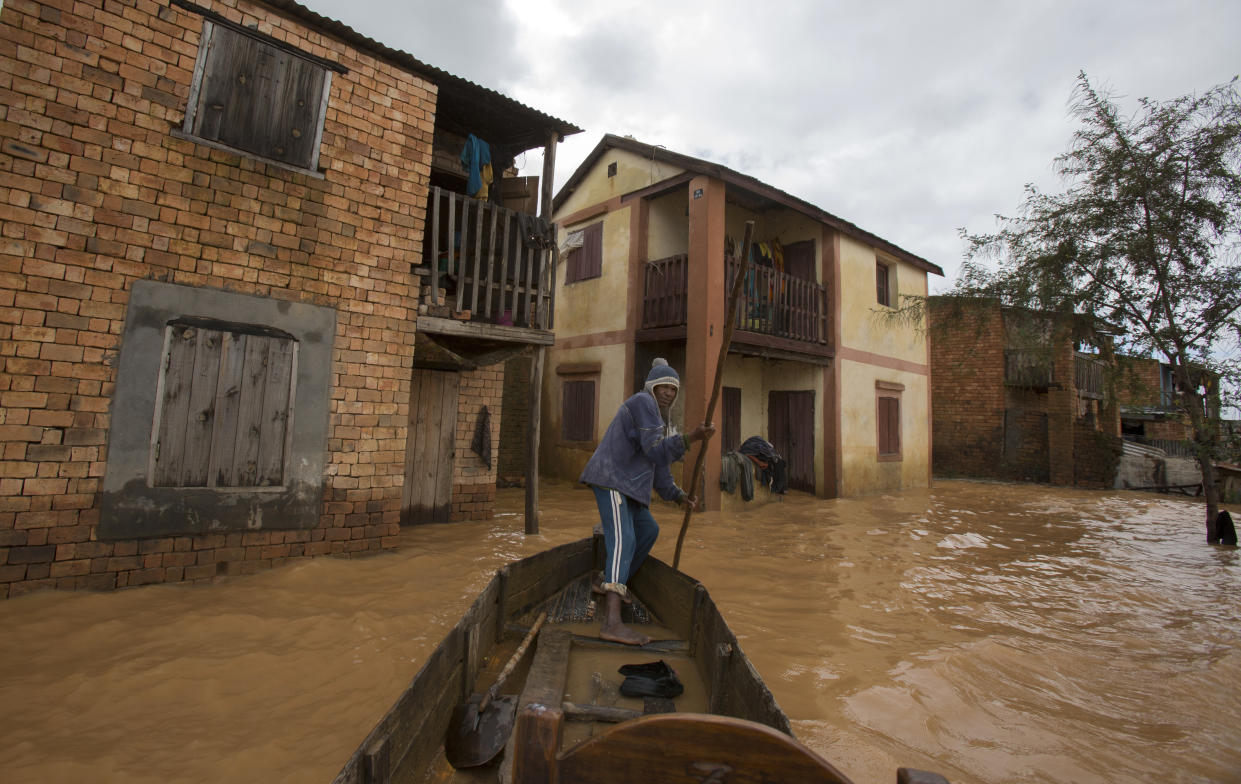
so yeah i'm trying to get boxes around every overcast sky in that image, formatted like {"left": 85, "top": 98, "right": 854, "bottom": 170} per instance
{"left": 306, "top": 0, "right": 1239, "bottom": 292}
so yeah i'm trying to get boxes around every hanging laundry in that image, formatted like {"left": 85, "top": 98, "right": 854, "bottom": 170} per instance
{"left": 739, "top": 436, "right": 788, "bottom": 494}
{"left": 771, "top": 238, "right": 785, "bottom": 272}
{"left": 720, "top": 451, "right": 755, "bottom": 501}
{"left": 459, "top": 134, "right": 493, "bottom": 199}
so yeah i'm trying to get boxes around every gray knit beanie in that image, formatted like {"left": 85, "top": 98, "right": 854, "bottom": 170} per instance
{"left": 643, "top": 357, "right": 680, "bottom": 396}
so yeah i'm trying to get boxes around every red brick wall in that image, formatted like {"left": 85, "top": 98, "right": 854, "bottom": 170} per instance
{"left": 999, "top": 399, "right": 1051, "bottom": 483}
{"left": 451, "top": 363, "right": 503, "bottom": 520}
{"left": 929, "top": 299, "right": 1007, "bottom": 477}
{"left": 1116, "top": 358, "right": 1163, "bottom": 407}
{"left": 0, "top": 0, "right": 436, "bottom": 597}
{"left": 1073, "top": 419, "right": 1122, "bottom": 489}
{"left": 1116, "top": 358, "right": 1193, "bottom": 441}
{"left": 1145, "top": 419, "right": 1193, "bottom": 442}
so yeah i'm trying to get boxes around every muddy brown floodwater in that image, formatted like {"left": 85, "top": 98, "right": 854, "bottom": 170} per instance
{"left": 1, "top": 479, "right": 1239, "bottom": 783}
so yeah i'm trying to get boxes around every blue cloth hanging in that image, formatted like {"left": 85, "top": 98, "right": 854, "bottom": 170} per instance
{"left": 459, "top": 134, "right": 492, "bottom": 198}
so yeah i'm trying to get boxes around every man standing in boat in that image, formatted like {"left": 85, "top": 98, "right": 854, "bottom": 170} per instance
{"left": 580, "top": 358, "right": 715, "bottom": 646}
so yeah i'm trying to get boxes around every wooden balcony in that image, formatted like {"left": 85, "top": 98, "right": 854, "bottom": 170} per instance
{"left": 418, "top": 186, "right": 553, "bottom": 334}
{"left": 1075, "top": 351, "right": 1106, "bottom": 399}
{"left": 725, "top": 257, "right": 829, "bottom": 346}
{"left": 638, "top": 254, "right": 830, "bottom": 361}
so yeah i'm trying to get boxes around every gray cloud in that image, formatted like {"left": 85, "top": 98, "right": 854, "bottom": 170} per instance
{"left": 300, "top": 0, "right": 1241, "bottom": 289}
{"left": 303, "top": 0, "right": 528, "bottom": 89}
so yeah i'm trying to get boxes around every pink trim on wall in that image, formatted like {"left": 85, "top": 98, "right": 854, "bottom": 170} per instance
{"left": 555, "top": 330, "right": 631, "bottom": 350}
{"left": 835, "top": 346, "right": 929, "bottom": 376}
{"left": 558, "top": 198, "right": 617, "bottom": 228}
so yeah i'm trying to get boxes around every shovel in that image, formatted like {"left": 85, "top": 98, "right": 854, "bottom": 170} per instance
{"left": 445, "top": 612, "right": 548, "bottom": 768}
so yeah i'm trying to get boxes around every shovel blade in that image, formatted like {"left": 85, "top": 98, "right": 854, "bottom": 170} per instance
{"left": 444, "top": 695, "right": 517, "bottom": 769}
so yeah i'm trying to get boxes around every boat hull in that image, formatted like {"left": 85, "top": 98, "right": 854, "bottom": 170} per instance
{"left": 331, "top": 535, "right": 805, "bottom": 784}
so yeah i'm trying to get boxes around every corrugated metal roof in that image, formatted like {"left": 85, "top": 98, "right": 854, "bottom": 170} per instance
{"left": 259, "top": 0, "right": 581, "bottom": 152}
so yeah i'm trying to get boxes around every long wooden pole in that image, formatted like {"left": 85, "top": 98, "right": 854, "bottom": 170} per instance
{"left": 673, "top": 220, "right": 753, "bottom": 570}
{"left": 525, "top": 131, "right": 557, "bottom": 534}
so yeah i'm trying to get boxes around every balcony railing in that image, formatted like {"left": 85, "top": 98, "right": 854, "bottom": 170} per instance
{"left": 640, "top": 254, "right": 829, "bottom": 346}
{"left": 725, "top": 257, "right": 828, "bottom": 344}
{"left": 1004, "top": 349, "right": 1054, "bottom": 389}
{"left": 1075, "top": 351, "right": 1106, "bottom": 399}
{"left": 421, "top": 186, "right": 553, "bottom": 330}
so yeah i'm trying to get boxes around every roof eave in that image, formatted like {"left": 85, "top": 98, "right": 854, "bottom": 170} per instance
{"left": 259, "top": 0, "right": 582, "bottom": 153}
{"left": 555, "top": 134, "right": 943, "bottom": 276}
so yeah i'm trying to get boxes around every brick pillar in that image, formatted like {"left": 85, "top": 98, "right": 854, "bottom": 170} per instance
{"left": 1047, "top": 332, "right": 1076, "bottom": 485}
{"left": 1098, "top": 340, "right": 1122, "bottom": 438}
{"left": 684, "top": 176, "right": 726, "bottom": 509}
{"left": 452, "top": 364, "right": 504, "bottom": 520}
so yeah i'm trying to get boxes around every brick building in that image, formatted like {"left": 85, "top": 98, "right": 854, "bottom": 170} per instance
{"left": 928, "top": 298, "right": 1122, "bottom": 487}
{"left": 1114, "top": 356, "right": 1209, "bottom": 447}
{"left": 0, "top": 0, "right": 577, "bottom": 597}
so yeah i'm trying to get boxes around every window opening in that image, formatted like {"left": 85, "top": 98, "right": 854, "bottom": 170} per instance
{"left": 876, "top": 260, "right": 892, "bottom": 307}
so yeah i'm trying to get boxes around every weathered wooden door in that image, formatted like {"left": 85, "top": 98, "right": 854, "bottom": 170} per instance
{"left": 402, "top": 369, "right": 459, "bottom": 524}
{"left": 768, "top": 390, "right": 815, "bottom": 493}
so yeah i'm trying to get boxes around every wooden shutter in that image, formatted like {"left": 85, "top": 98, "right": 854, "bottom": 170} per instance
{"left": 582, "top": 222, "right": 603, "bottom": 279}
{"left": 561, "top": 379, "right": 596, "bottom": 441}
{"left": 567, "top": 222, "right": 603, "bottom": 283}
{"left": 223, "top": 333, "right": 295, "bottom": 487}
{"left": 878, "top": 395, "right": 900, "bottom": 455}
{"left": 876, "top": 262, "right": 890, "bottom": 306}
{"left": 190, "top": 22, "right": 329, "bottom": 170}
{"left": 152, "top": 324, "right": 212, "bottom": 487}
{"left": 152, "top": 324, "right": 296, "bottom": 488}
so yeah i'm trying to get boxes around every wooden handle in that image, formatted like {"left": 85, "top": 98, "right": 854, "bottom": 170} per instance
{"left": 478, "top": 612, "right": 548, "bottom": 714}
{"left": 673, "top": 221, "right": 754, "bottom": 570}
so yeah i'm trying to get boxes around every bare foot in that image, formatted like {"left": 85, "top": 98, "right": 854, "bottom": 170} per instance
{"left": 598, "top": 591, "right": 649, "bottom": 645}
{"left": 599, "top": 620, "right": 651, "bottom": 646}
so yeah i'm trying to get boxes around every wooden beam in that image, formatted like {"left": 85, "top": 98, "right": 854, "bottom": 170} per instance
{"left": 416, "top": 316, "right": 554, "bottom": 345}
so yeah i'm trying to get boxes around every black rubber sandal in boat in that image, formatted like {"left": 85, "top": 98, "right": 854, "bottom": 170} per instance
{"left": 618, "top": 660, "right": 683, "bottom": 699}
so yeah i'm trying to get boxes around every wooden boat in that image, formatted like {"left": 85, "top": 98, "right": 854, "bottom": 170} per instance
{"left": 331, "top": 536, "right": 948, "bottom": 784}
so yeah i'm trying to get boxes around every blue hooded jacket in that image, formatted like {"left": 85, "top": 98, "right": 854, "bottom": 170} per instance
{"left": 579, "top": 360, "right": 688, "bottom": 505}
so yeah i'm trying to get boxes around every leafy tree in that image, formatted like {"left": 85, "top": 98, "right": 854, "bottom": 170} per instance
{"left": 956, "top": 72, "right": 1241, "bottom": 542}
